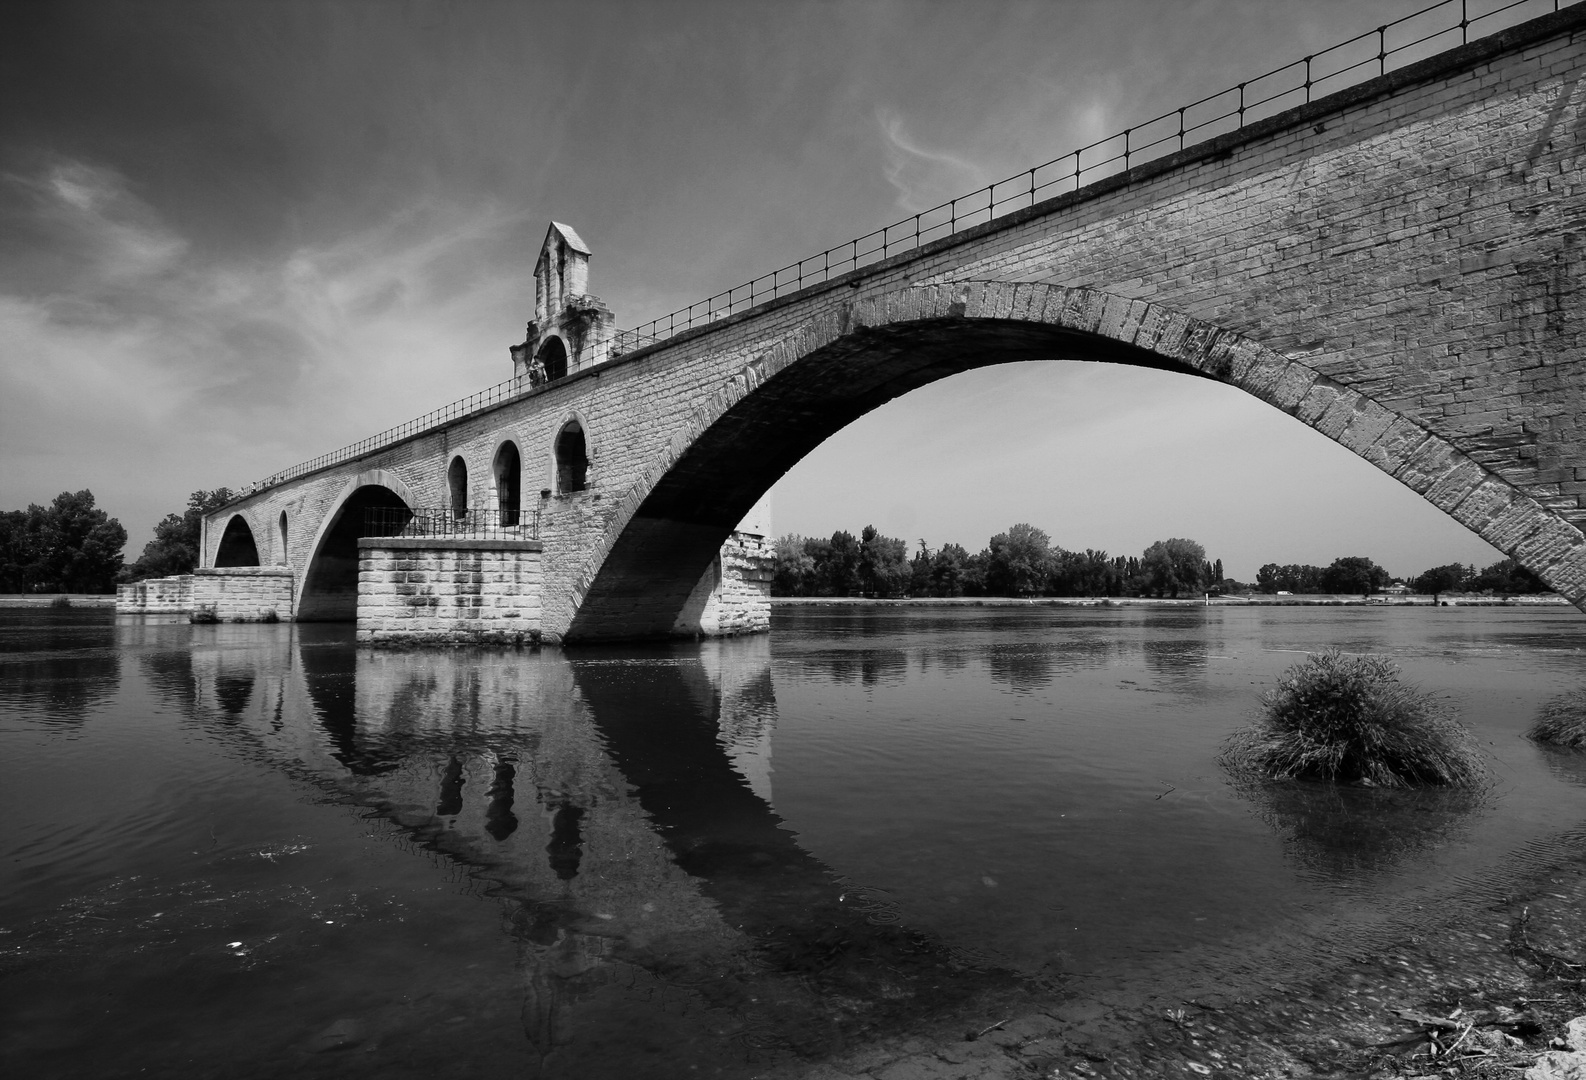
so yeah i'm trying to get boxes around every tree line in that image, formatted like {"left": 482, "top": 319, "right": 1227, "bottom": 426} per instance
{"left": 1, "top": 489, "right": 232, "bottom": 594}
{"left": 776, "top": 525, "right": 1558, "bottom": 601}
{"left": 774, "top": 524, "right": 1224, "bottom": 599}
{"left": 2, "top": 487, "right": 1563, "bottom": 601}
{"left": 0, "top": 491, "right": 127, "bottom": 594}
{"left": 1256, "top": 556, "right": 1547, "bottom": 598}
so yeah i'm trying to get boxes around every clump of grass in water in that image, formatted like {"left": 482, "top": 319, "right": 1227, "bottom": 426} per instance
{"left": 1528, "top": 690, "right": 1586, "bottom": 749}
{"left": 49, "top": 595, "right": 72, "bottom": 609}
{"left": 1221, "top": 649, "right": 1485, "bottom": 787}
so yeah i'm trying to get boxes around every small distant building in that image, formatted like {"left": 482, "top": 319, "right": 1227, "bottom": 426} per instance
{"left": 509, "top": 222, "right": 617, "bottom": 385}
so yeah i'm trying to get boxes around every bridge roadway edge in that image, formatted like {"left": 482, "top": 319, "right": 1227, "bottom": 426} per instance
{"left": 197, "top": 7, "right": 1586, "bottom": 638}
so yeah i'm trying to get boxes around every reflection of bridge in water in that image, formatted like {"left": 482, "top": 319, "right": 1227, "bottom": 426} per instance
{"left": 127, "top": 622, "right": 1016, "bottom": 1073}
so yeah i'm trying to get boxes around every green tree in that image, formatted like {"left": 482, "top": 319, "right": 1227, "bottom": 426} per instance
{"left": 1467, "top": 557, "right": 1548, "bottom": 595}
{"left": 122, "top": 488, "right": 234, "bottom": 582}
{"left": 1412, "top": 562, "right": 1468, "bottom": 603}
{"left": 929, "top": 543, "right": 971, "bottom": 597}
{"left": 772, "top": 533, "right": 815, "bottom": 596}
{"left": 817, "top": 530, "right": 862, "bottom": 596}
{"left": 1320, "top": 556, "right": 1391, "bottom": 595}
{"left": 0, "top": 490, "right": 126, "bottom": 593}
{"left": 1141, "top": 537, "right": 1207, "bottom": 597}
{"left": 1257, "top": 563, "right": 1326, "bottom": 594}
{"left": 985, "top": 523, "right": 1052, "bottom": 596}
{"left": 858, "top": 525, "right": 909, "bottom": 597}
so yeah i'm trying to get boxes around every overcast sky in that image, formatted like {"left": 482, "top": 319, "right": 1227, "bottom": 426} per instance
{"left": 0, "top": 0, "right": 1524, "bottom": 579}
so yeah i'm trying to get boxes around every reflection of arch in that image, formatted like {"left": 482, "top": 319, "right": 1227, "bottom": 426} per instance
{"left": 297, "top": 470, "right": 416, "bottom": 622}
{"left": 555, "top": 419, "right": 588, "bottom": 494}
{"left": 537, "top": 336, "right": 568, "bottom": 381}
{"left": 564, "top": 282, "right": 1586, "bottom": 640}
{"left": 493, "top": 441, "right": 521, "bottom": 527}
{"left": 215, "top": 515, "right": 261, "bottom": 567}
{"left": 447, "top": 456, "right": 468, "bottom": 520}
{"left": 277, "top": 511, "right": 289, "bottom": 566}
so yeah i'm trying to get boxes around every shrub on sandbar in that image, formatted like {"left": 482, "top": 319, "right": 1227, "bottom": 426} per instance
{"left": 1528, "top": 691, "right": 1586, "bottom": 749}
{"left": 1222, "top": 649, "right": 1485, "bottom": 788}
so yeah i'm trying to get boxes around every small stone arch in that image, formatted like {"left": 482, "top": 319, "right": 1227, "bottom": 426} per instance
{"left": 493, "top": 440, "right": 522, "bottom": 527}
{"left": 215, "top": 514, "right": 261, "bottom": 567}
{"left": 277, "top": 510, "right": 289, "bottom": 566}
{"left": 296, "top": 469, "right": 417, "bottom": 621}
{"left": 537, "top": 336, "right": 568, "bottom": 382}
{"left": 447, "top": 455, "right": 469, "bottom": 520}
{"left": 554, "top": 416, "right": 591, "bottom": 495}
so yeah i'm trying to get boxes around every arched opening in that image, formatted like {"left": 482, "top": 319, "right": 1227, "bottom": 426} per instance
{"left": 298, "top": 485, "right": 411, "bottom": 621}
{"left": 494, "top": 441, "right": 521, "bottom": 527}
{"left": 561, "top": 284, "right": 1586, "bottom": 641}
{"left": 537, "top": 337, "right": 568, "bottom": 382}
{"left": 277, "top": 511, "right": 289, "bottom": 565}
{"left": 215, "top": 515, "right": 260, "bottom": 567}
{"left": 448, "top": 456, "right": 468, "bottom": 521}
{"left": 556, "top": 421, "right": 588, "bottom": 494}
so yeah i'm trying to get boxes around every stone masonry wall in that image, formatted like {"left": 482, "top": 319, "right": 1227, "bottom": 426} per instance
{"left": 116, "top": 574, "right": 193, "bottom": 614}
{"left": 671, "top": 531, "right": 774, "bottom": 638}
{"left": 206, "top": 10, "right": 1586, "bottom": 635}
{"left": 191, "top": 567, "right": 294, "bottom": 622}
{"left": 357, "top": 538, "right": 543, "bottom": 645}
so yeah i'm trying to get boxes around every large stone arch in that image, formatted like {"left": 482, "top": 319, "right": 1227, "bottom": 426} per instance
{"left": 562, "top": 282, "right": 1586, "bottom": 641}
{"left": 296, "top": 469, "right": 418, "bottom": 622}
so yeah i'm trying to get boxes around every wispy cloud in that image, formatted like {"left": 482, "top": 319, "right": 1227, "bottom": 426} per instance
{"left": 876, "top": 107, "right": 988, "bottom": 214}
{"left": 0, "top": 157, "right": 535, "bottom": 534}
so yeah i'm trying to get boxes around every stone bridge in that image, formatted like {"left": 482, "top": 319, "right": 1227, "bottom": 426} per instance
{"left": 127, "top": 7, "right": 1586, "bottom": 640}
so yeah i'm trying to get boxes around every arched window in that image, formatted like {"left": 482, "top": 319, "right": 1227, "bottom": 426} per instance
{"left": 556, "top": 421, "right": 588, "bottom": 494}
{"left": 537, "top": 337, "right": 568, "bottom": 382}
{"left": 447, "top": 456, "right": 468, "bottom": 521}
{"left": 494, "top": 442, "right": 521, "bottom": 526}
{"left": 277, "top": 511, "right": 289, "bottom": 565}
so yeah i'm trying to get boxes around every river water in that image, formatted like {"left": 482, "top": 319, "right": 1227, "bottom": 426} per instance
{"left": 2, "top": 603, "right": 1585, "bottom": 1078}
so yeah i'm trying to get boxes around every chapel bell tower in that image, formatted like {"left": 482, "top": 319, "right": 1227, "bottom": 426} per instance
{"left": 510, "top": 222, "right": 615, "bottom": 385}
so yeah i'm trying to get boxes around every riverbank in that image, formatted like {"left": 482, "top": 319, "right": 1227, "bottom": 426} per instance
{"left": 0, "top": 593, "right": 116, "bottom": 608}
{"left": 772, "top": 594, "right": 1573, "bottom": 608}
{"left": 769, "top": 822, "right": 1586, "bottom": 1080}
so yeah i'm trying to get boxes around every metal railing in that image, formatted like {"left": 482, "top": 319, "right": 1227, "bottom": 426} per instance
{"left": 240, "top": 0, "right": 1576, "bottom": 499}
{"left": 611, "top": 0, "right": 1575, "bottom": 353}
{"left": 364, "top": 506, "right": 541, "bottom": 541}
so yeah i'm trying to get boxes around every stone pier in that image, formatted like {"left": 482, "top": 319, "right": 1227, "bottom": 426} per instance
{"left": 356, "top": 537, "right": 545, "bottom": 645}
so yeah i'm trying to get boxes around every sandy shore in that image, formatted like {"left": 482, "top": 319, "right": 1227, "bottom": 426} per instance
{"left": 757, "top": 825, "right": 1586, "bottom": 1080}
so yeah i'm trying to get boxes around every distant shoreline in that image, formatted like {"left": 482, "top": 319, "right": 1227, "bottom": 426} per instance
{"left": 772, "top": 594, "right": 1572, "bottom": 608}
{"left": 0, "top": 593, "right": 1568, "bottom": 612}
{"left": 0, "top": 594, "right": 116, "bottom": 608}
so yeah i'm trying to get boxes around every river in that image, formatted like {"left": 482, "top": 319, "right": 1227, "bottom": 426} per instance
{"left": 2, "top": 603, "right": 1584, "bottom": 1078}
